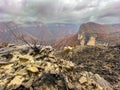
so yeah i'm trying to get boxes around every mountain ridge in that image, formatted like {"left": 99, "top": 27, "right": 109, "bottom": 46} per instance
{"left": 54, "top": 22, "right": 120, "bottom": 49}
{"left": 0, "top": 21, "right": 79, "bottom": 45}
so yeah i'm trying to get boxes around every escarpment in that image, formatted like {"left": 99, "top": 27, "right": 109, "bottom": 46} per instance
{"left": 78, "top": 22, "right": 120, "bottom": 46}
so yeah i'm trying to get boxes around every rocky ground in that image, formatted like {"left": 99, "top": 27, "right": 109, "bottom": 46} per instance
{"left": 0, "top": 44, "right": 119, "bottom": 90}
{"left": 56, "top": 45, "right": 120, "bottom": 90}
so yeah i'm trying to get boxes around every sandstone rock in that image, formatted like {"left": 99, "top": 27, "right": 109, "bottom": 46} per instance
{"left": 27, "top": 67, "right": 39, "bottom": 73}
{"left": 79, "top": 76, "right": 87, "bottom": 84}
{"left": 87, "top": 36, "right": 96, "bottom": 46}
{"left": 78, "top": 22, "right": 120, "bottom": 46}
{"left": 7, "top": 76, "right": 25, "bottom": 89}
{"left": 94, "top": 74, "right": 113, "bottom": 90}
{"left": 64, "top": 46, "right": 73, "bottom": 53}
{"left": 0, "top": 45, "right": 114, "bottom": 90}
{"left": 14, "top": 68, "right": 27, "bottom": 76}
{"left": 79, "top": 71, "right": 113, "bottom": 90}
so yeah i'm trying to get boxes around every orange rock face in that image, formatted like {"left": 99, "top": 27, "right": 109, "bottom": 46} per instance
{"left": 0, "top": 42, "right": 8, "bottom": 47}
{"left": 78, "top": 22, "right": 120, "bottom": 45}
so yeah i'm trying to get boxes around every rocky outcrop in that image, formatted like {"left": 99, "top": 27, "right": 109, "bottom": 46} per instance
{"left": 54, "top": 22, "right": 120, "bottom": 49}
{"left": 78, "top": 32, "right": 96, "bottom": 46}
{"left": 57, "top": 45, "right": 120, "bottom": 90}
{"left": 79, "top": 71, "right": 113, "bottom": 90}
{"left": 0, "top": 45, "right": 113, "bottom": 90}
{"left": 78, "top": 22, "right": 120, "bottom": 46}
{"left": 87, "top": 36, "right": 96, "bottom": 45}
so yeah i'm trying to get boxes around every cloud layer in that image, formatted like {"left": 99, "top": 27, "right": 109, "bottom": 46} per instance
{"left": 0, "top": 0, "right": 120, "bottom": 24}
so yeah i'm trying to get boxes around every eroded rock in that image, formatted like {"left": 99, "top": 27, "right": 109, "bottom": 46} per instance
{"left": 0, "top": 46, "right": 114, "bottom": 90}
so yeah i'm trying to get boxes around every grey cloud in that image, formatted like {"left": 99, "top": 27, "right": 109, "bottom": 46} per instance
{"left": 92, "top": 0, "right": 120, "bottom": 23}
{"left": 0, "top": 0, "right": 120, "bottom": 24}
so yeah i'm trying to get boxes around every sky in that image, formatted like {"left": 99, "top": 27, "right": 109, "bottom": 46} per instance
{"left": 0, "top": 0, "right": 120, "bottom": 24}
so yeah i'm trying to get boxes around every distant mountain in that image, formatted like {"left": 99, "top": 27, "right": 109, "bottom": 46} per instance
{"left": 22, "top": 22, "right": 79, "bottom": 41}
{"left": 0, "top": 22, "right": 79, "bottom": 45}
{"left": 0, "top": 22, "right": 38, "bottom": 44}
{"left": 47, "top": 23, "right": 79, "bottom": 39}
{"left": 78, "top": 22, "right": 120, "bottom": 45}
{"left": 19, "top": 22, "right": 79, "bottom": 44}
{"left": 20, "top": 22, "right": 53, "bottom": 42}
{"left": 54, "top": 22, "right": 120, "bottom": 49}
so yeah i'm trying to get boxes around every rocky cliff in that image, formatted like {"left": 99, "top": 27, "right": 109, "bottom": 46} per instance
{"left": 53, "top": 22, "right": 120, "bottom": 49}
{"left": 78, "top": 22, "right": 120, "bottom": 46}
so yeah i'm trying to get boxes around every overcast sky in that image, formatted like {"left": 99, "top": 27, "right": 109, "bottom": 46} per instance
{"left": 0, "top": 0, "right": 120, "bottom": 24}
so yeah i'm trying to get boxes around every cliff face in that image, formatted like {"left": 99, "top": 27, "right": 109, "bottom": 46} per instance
{"left": 78, "top": 22, "right": 120, "bottom": 46}
{"left": 78, "top": 33, "right": 96, "bottom": 46}
{"left": 54, "top": 22, "right": 120, "bottom": 49}
{"left": 87, "top": 36, "right": 96, "bottom": 46}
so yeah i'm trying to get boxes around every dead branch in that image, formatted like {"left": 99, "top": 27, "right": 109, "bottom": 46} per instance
{"left": 5, "top": 24, "right": 41, "bottom": 54}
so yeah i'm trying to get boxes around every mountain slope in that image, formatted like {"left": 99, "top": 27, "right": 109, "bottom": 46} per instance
{"left": 0, "top": 22, "right": 79, "bottom": 45}
{"left": 78, "top": 22, "right": 120, "bottom": 45}
{"left": 0, "top": 22, "right": 37, "bottom": 44}
{"left": 54, "top": 22, "right": 120, "bottom": 49}
{"left": 53, "top": 34, "right": 79, "bottom": 49}
{"left": 20, "top": 22, "right": 79, "bottom": 44}
{"left": 20, "top": 22, "right": 53, "bottom": 42}
{"left": 47, "top": 23, "right": 79, "bottom": 39}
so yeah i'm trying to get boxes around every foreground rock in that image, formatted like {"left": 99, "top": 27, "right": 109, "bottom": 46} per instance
{"left": 57, "top": 45, "right": 120, "bottom": 90}
{"left": 0, "top": 46, "right": 113, "bottom": 90}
